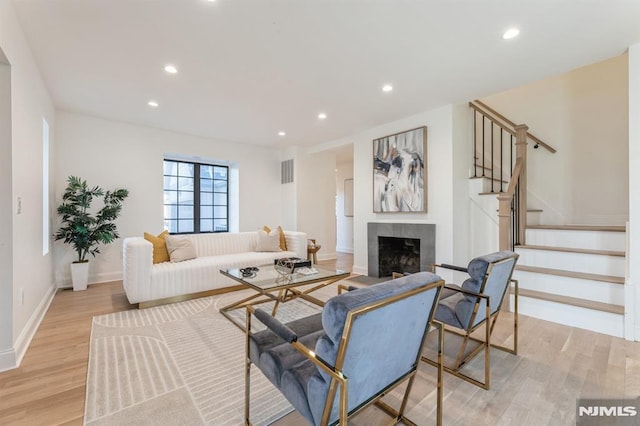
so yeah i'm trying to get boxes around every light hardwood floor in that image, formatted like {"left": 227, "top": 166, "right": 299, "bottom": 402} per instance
{"left": 1, "top": 252, "right": 639, "bottom": 425}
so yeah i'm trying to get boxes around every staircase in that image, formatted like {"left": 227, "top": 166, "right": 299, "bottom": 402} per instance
{"left": 512, "top": 225, "right": 626, "bottom": 337}
{"left": 469, "top": 100, "right": 628, "bottom": 338}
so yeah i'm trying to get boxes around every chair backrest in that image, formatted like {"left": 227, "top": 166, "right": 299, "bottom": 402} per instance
{"left": 469, "top": 251, "right": 519, "bottom": 327}
{"left": 307, "top": 271, "right": 443, "bottom": 425}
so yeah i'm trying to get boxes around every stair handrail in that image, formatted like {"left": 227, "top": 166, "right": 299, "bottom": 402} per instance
{"left": 470, "top": 100, "right": 557, "bottom": 154}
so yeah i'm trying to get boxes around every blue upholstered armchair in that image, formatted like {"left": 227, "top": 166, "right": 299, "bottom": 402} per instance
{"left": 422, "top": 251, "right": 519, "bottom": 390}
{"left": 245, "top": 271, "right": 445, "bottom": 426}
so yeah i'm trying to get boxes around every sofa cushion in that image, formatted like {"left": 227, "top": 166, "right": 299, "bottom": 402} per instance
{"left": 165, "top": 235, "right": 198, "bottom": 263}
{"left": 263, "top": 225, "right": 288, "bottom": 251}
{"left": 144, "top": 230, "right": 170, "bottom": 264}
{"left": 256, "top": 229, "right": 281, "bottom": 252}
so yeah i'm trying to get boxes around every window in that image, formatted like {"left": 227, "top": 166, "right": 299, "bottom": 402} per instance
{"left": 163, "top": 160, "right": 229, "bottom": 233}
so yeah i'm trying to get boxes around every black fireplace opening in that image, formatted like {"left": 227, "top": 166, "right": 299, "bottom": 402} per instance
{"left": 377, "top": 236, "right": 421, "bottom": 277}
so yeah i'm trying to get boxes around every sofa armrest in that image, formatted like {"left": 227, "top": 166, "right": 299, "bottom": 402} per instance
{"left": 284, "top": 231, "right": 308, "bottom": 259}
{"left": 122, "top": 237, "right": 153, "bottom": 304}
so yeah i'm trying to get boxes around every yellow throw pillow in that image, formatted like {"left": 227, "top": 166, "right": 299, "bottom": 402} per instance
{"left": 144, "top": 230, "right": 170, "bottom": 264}
{"left": 262, "top": 226, "right": 287, "bottom": 251}
{"left": 277, "top": 226, "right": 288, "bottom": 251}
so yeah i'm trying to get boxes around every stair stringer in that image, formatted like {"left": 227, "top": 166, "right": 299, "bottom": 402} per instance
{"left": 468, "top": 178, "right": 499, "bottom": 257}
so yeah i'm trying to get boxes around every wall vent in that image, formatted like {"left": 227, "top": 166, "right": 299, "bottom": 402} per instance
{"left": 281, "top": 159, "right": 294, "bottom": 184}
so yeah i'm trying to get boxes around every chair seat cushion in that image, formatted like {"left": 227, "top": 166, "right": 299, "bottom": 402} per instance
{"left": 250, "top": 312, "right": 324, "bottom": 389}
{"left": 435, "top": 292, "right": 465, "bottom": 329}
{"left": 280, "top": 359, "right": 324, "bottom": 424}
{"left": 259, "top": 329, "right": 326, "bottom": 388}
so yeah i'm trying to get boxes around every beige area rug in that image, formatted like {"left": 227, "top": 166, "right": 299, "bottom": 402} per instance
{"left": 84, "top": 291, "right": 324, "bottom": 426}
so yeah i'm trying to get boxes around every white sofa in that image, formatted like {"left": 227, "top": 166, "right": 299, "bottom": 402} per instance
{"left": 122, "top": 230, "right": 307, "bottom": 307}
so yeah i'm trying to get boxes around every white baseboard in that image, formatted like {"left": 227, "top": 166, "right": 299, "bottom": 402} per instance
{"left": 0, "top": 348, "right": 17, "bottom": 373}
{"left": 336, "top": 246, "right": 354, "bottom": 254}
{"left": 13, "top": 284, "right": 57, "bottom": 368}
{"left": 317, "top": 251, "right": 337, "bottom": 262}
{"left": 57, "top": 271, "right": 123, "bottom": 288}
{"left": 0, "top": 283, "right": 57, "bottom": 372}
{"left": 352, "top": 265, "right": 367, "bottom": 276}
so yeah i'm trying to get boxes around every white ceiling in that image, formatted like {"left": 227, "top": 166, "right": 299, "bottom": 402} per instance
{"left": 10, "top": 0, "right": 640, "bottom": 150}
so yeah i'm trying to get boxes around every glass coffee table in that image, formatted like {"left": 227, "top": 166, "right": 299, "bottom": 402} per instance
{"left": 219, "top": 263, "right": 349, "bottom": 331}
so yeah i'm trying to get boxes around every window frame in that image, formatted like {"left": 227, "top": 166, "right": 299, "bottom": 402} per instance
{"left": 163, "top": 159, "right": 229, "bottom": 234}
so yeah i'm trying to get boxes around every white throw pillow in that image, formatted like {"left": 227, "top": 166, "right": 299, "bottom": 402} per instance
{"left": 256, "top": 229, "right": 281, "bottom": 252}
{"left": 164, "top": 235, "right": 198, "bottom": 263}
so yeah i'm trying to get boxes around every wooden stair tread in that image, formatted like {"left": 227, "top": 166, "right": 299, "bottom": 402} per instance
{"left": 515, "top": 244, "right": 625, "bottom": 257}
{"left": 515, "top": 265, "right": 625, "bottom": 284}
{"left": 517, "top": 288, "right": 624, "bottom": 315}
{"left": 478, "top": 191, "right": 506, "bottom": 196}
{"left": 527, "top": 224, "right": 626, "bottom": 232}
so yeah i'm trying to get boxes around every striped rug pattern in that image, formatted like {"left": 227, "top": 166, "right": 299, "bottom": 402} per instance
{"left": 84, "top": 294, "right": 322, "bottom": 425}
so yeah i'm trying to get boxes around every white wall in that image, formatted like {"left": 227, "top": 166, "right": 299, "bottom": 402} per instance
{"left": 295, "top": 150, "right": 337, "bottom": 261}
{"left": 54, "top": 111, "right": 287, "bottom": 286}
{"left": 320, "top": 105, "right": 458, "bottom": 279}
{"left": 0, "top": 51, "right": 13, "bottom": 367}
{"left": 0, "top": 0, "right": 56, "bottom": 371}
{"left": 482, "top": 54, "right": 629, "bottom": 225}
{"left": 336, "top": 159, "right": 354, "bottom": 253}
{"left": 280, "top": 147, "right": 298, "bottom": 232}
{"left": 628, "top": 43, "right": 640, "bottom": 340}
{"left": 451, "top": 103, "right": 473, "bottom": 264}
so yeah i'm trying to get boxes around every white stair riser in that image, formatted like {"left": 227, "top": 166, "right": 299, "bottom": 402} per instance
{"left": 511, "top": 295, "right": 624, "bottom": 337}
{"left": 516, "top": 248, "right": 625, "bottom": 277}
{"left": 527, "top": 211, "right": 541, "bottom": 226}
{"left": 512, "top": 270, "right": 624, "bottom": 305}
{"left": 525, "top": 228, "right": 626, "bottom": 252}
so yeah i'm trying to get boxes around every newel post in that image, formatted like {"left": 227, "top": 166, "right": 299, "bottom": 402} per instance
{"left": 497, "top": 194, "right": 512, "bottom": 251}
{"left": 514, "top": 124, "right": 529, "bottom": 245}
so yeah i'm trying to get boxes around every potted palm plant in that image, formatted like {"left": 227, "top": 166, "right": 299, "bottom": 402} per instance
{"left": 55, "top": 176, "right": 129, "bottom": 291}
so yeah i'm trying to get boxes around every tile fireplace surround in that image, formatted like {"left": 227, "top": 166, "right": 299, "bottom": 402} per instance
{"left": 367, "top": 222, "right": 436, "bottom": 277}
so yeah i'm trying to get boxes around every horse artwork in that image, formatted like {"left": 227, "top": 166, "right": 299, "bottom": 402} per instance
{"left": 373, "top": 126, "right": 427, "bottom": 212}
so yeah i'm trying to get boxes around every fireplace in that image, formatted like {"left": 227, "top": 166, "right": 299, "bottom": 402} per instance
{"left": 368, "top": 223, "right": 435, "bottom": 278}
{"left": 378, "top": 236, "right": 420, "bottom": 277}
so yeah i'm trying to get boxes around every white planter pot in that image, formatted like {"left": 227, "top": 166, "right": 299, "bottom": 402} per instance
{"left": 70, "top": 261, "right": 90, "bottom": 291}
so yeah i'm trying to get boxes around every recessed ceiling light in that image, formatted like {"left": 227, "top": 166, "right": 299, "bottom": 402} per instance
{"left": 502, "top": 28, "right": 520, "bottom": 40}
{"left": 278, "top": 131, "right": 286, "bottom": 136}
{"left": 148, "top": 101, "right": 159, "bottom": 108}
{"left": 164, "top": 64, "right": 178, "bottom": 74}
{"left": 382, "top": 84, "right": 393, "bottom": 92}
{"left": 318, "top": 113, "right": 327, "bottom": 119}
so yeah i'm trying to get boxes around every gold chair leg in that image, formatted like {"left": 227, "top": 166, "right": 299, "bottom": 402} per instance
{"left": 338, "top": 378, "right": 348, "bottom": 426}
{"left": 484, "top": 302, "right": 491, "bottom": 389}
{"left": 245, "top": 309, "right": 252, "bottom": 425}
{"left": 436, "top": 321, "right": 443, "bottom": 426}
{"left": 417, "top": 321, "right": 443, "bottom": 426}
